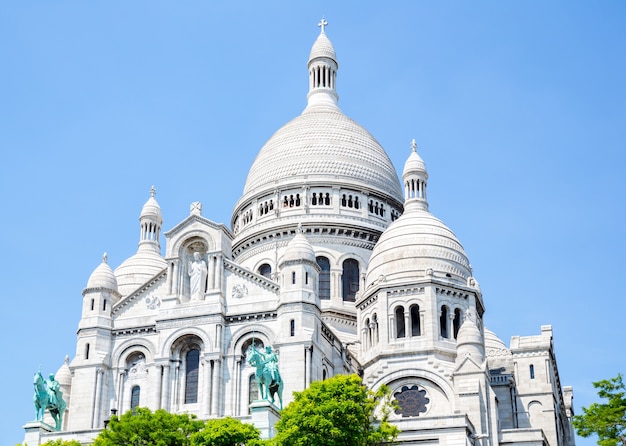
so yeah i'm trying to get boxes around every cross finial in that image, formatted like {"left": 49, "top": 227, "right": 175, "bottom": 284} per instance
{"left": 150, "top": 185, "right": 156, "bottom": 197}
{"left": 102, "top": 252, "right": 108, "bottom": 264}
{"left": 318, "top": 17, "right": 328, "bottom": 34}
{"left": 411, "top": 139, "right": 417, "bottom": 152}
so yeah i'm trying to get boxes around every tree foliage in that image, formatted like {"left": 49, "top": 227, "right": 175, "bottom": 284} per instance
{"left": 190, "top": 417, "right": 261, "bottom": 446}
{"left": 272, "top": 374, "right": 399, "bottom": 446}
{"left": 573, "top": 374, "right": 626, "bottom": 446}
{"left": 93, "top": 408, "right": 204, "bottom": 446}
{"left": 40, "top": 441, "right": 82, "bottom": 446}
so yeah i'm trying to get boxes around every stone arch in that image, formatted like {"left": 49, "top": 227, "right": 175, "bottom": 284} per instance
{"left": 160, "top": 327, "right": 210, "bottom": 358}
{"left": 170, "top": 229, "right": 215, "bottom": 257}
{"left": 373, "top": 370, "right": 454, "bottom": 419}
{"left": 112, "top": 339, "right": 156, "bottom": 370}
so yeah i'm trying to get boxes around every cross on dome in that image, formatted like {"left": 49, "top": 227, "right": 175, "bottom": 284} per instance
{"left": 150, "top": 185, "right": 156, "bottom": 197}
{"left": 318, "top": 17, "right": 328, "bottom": 34}
{"left": 411, "top": 139, "right": 418, "bottom": 152}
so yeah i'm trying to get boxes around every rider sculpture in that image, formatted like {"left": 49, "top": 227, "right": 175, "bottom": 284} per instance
{"left": 247, "top": 343, "right": 284, "bottom": 409}
{"left": 33, "top": 371, "right": 67, "bottom": 430}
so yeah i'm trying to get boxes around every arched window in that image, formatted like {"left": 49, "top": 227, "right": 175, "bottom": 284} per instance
{"left": 258, "top": 263, "right": 272, "bottom": 279}
{"left": 372, "top": 313, "right": 379, "bottom": 344}
{"left": 291, "top": 271, "right": 296, "bottom": 285}
{"left": 410, "top": 304, "right": 421, "bottom": 336}
{"left": 184, "top": 349, "right": 200, "bottom": 404}
{"left": 317, "top": 256, "right": 331, "bottom": 300}
{"left": 453, "top": 308, "right": 462, "bottom": 339}
{"left": 396, "top": 306, "right": 406, "bottom": 338}
{"left": 440, "top": 305, "right": 449, "bottom": 339}
{"left": 530, "top": 364, "right": 535, "bottom": 380}
{"left": 131, "top": 385, "right": 140, "bottom": 412}
{"left": 342, "top": 259, "right": 359, "bottom": 302}
{"left": 85, "top": 343, "right": 90, "bottom": 359}
{"left": 249, "top": 374, "right": 258, "bottom": 412}
{"left": 323, "top": 369, "right": 327, "bottom": 380}
{"left": 290, "top": 319, "right": 295, "bottom": 337}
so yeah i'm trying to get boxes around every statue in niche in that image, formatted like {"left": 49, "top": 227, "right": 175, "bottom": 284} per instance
{"left": 188, "top": 252, "right": 207, "bottom": 300}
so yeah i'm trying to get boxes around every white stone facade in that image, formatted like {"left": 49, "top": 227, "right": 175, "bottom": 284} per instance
{"left": 26, "top": 23, "right": 575, "bottom": 446}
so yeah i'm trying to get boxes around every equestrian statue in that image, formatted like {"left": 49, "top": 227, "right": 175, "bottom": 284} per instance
{"left": 33, "top": 370, "right": 67, "bottom": 430}
{"left": 247, "top": 342, "right": 284, "bottom": 409}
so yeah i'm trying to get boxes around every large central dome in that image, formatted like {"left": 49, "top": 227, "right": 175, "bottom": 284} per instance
{"left": 231, "top": 23, "right": 403, "bottom": 284}
{"left": 243, "top": 108, "right": 402, "bottom": 198}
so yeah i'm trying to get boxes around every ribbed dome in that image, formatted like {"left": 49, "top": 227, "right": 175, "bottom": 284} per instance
{"left": 141, "top": 186, "right": 162, "bottom": 221}
{"left": 365, "top": 202, "right": 471, "bottom": 289}
{"left": 115, "top": 249, "right": 166, "bottom": 297}
{"left": 309, "top": 31, "right": 336, "bottom": 61}
{"left": 282, "top": 226, "right": 315, "bottom": 263}
{"left": 456, "top": 312, "right": 485, "bottom": 364}
{"left": 484, "top": 328, "right": 509, "bottom": 353}
{"left": 86, "top": 253, "right": 118, "bottom": 291}
{"left": 404, "top": 147, "right": 427, "bottom": 174}
{"left": 55, "top": 356, "right": 72, "bottom": 388}
{"left": 242, "top": 109, "right": 402, "bottom": 198}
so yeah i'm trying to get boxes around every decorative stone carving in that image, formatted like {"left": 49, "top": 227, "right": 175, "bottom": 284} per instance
{"left": 232, "top": 284, "right": 248, "bottom": 299}
{"left": 394, "top": 385, "right": 430, "bottom": 418}
{"left": 145, "top": 294, "right": 160, "bottom": 310}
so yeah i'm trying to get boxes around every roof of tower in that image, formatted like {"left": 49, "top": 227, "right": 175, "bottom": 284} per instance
{"left": 282, "top": 224, "right": 316, "bottom": 264}
{"left": 456, "top": 310, "right": 485, "bottom": 363}
{"left": 365, "top": 146, "right": 471, "bottom": 289}
{"left": 114, "top": 249, "right": 166, "bottom": 296}
{"left": 141, "top": 185, "right": 162, "bottom": 222}
{"left": 55, "top": 355, "right": 72, "bottom": 388}
{"left": 309, "top": 22, "right": 336, "bottom": 61}
{"left": 86, "top": 253, "right": 119, "bottom": 291}
{"left": 403, "top": 140, "right": 427, "bottom": 176}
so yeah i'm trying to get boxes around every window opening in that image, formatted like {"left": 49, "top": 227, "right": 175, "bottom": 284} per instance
{"left": 410, "top": 304, "right": 421, "bottom": 336}
{"left": 317, "top": 256, "right": 331, "bottom": 300}
{"left": 440, "top": 305, "right": 449, "bottom": 338}
{"left": 396, "top": 307, "right": 406, "bottom": 338}
{"left": 453, "top": 308, "right": 462, "bottom": 339}
{"left": 342, "top": 259, "right": 359, "bottom": 302}
{"left": 184, "top": 349, "right": 200, "bottom": 404}
{"left": 131, "top": 385, "right": 140, "bottom": 412}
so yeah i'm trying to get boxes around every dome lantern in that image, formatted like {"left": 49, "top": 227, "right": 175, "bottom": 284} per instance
{"left": 307, "top": 18, "right": 339, "bottom": 109}
{"left": 402, "top": 139, "right": 429, "bottom": 211}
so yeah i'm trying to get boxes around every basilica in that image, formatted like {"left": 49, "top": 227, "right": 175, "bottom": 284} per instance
{"left": 25, "top": 22, "right": 576, "bottom": 446}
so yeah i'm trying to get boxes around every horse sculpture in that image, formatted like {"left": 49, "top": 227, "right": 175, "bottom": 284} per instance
{"left": 33, "top": 371, "right": 66, "bottom": 430}
{"left": 247, "top": 344, "right": 283, "bottom": 409}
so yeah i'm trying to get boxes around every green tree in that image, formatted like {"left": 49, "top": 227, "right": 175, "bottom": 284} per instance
{"left": 93, "top": 407, "right": 204, "bottom": 446}
{"left": 573, "top": 374, "right": 626, "bottom": 446}
{"left": 190, "top": 417, "right": 261, "bottom": 446}
{"left": 273, "top": 374, "right": 399, "bottom": 446}
{"left": 40, "top": 441, "right": 82, "bottom": 446}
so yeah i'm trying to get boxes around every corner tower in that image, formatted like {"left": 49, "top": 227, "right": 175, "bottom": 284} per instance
{"left": 231, "top": 21, "right": 403, "bottom": 337}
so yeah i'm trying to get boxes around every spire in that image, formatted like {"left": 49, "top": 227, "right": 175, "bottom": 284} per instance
{"left": 306, "top": 18, "right": 339, "bottom": 109}
{"left": 139, "top": 186, "right": 163, "bottom": 252}
{"left": 402, "top": 139, "right": 429, "bottom": 211}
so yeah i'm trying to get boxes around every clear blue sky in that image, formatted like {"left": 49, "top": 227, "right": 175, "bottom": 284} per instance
{"left": 1, "top": 2, "right": 624, "bottom": 445}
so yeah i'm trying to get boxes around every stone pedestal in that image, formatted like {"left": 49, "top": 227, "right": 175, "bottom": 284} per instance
{"left": 23, "top": 420, "right": 55, "bottom": 446}
{"left": 249, "top": 400, "right": 281, "bottom": 440}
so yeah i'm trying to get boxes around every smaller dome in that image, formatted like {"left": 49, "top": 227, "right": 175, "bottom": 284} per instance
{"left": 282, "top": 225, "right": 315, "bottom": 264}
{"left": 141, "top": 186, "right": 162, "bottom": 221}
{"left": 115, "top": 250, "right": 166, "bottom": 297}
{"left": 484, "top": 328, "right": 509, "bottom": 353}
{"left": 86, "top": 253, "right": 118, "bottom": 291}
{"left": 309, "top": 29, "right": 336, "bottom": 62}
{"left": 456, "top": 310, "right": 485, "bottom": 363}
{"left": 55, "top": 355, "right": 72, "bottom": 389}
{"left": 403, "top": 143, "right": 427, "bottom": 176}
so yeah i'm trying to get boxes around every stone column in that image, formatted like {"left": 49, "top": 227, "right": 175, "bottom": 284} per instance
{"left": 211, "top": 359, "right": 221, "bottom": 416}
{"left": 160, "top": 363, "right": 170, "bottom": 411}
